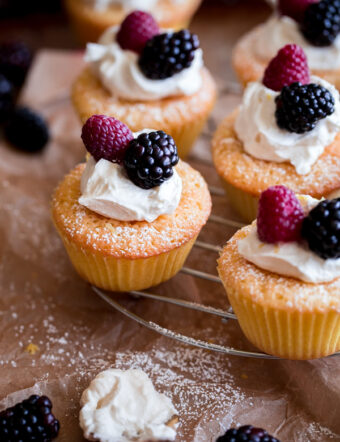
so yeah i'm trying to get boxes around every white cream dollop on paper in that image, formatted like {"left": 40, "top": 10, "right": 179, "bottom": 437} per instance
{"left": 238, "top": 195, "right": 340, "bottom": 284}
{"left": 79, "top": 369, "right": 178, "bottom": 442}
{"left": 253, "top": 15, "right": 340, "bottom": 71}
{"left": 235, "top": 76, "right": 340, "bottom": 175}
{"left": 85, "top": 26, "right": 203, "bottom": 101}
{"left": 90, "top": 0, "right": 185, "bottom": 12}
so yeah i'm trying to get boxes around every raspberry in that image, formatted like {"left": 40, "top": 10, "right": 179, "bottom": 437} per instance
{"left": 302, "top": 198, "right": 340, "bottom": 259}
{"left": 116, "top": 10, "right": 160, "bottom": 54}
{"left": 301, "top": 0, "right": 340, "bottom": 46}
{"left": 0, "top": 74, "right": 14, "bottom": 122}
{"left": 0, "top": 394, "right": 60, "bottom": 441}
{"left": 138, "top": 29, "right": 200, "bottom": 79}
{"left": 123, "top": 130, "right": 179, "bottom": 189}
{"left": 275, "top": 82, "right": 335, "bottom": 133}
{"left": 257, "top": 186, "right": 305, "bottom": 243}
{"left": 4, "top": 107, "right": 49, "bottom": 152}
{"left": 263, "top": 44, "right": 310, "bottom": 91}
{"left": 0, "top": 40, "right": 32, "bottom": 86}
{"left": 278, "top": 0, "right": 316, "bottom": 22}
{"left": 81, "top": 115, "right": 133, "bottom": 163}
{"left": 217, "top": 425, "right": 280, "bottom": 442}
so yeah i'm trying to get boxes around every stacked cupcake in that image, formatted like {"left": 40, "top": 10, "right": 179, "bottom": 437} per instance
{"left": 233, "top": 0, "right": 340, "bottom": 89}
{"left": 65, "top": 0, "right": 203, "bottom": 44}
{"left": 72, "top": 10, "right": 216, "bottom": 157}
{"left": 213, "top": 44, "right": 340, "bottom": 222}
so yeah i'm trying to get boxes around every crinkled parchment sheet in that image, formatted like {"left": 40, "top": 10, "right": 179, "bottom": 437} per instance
{"left": 1, "top": 17, "right": 340, "bottom": 442}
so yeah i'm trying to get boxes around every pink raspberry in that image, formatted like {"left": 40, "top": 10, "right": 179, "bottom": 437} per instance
{"left": 257, "top": 186, "right": 305, "bottom": 243}
{"left": 81, "top": 115, "right": 133, "bottom": 164}
{"left": 278, "top": 0, "right": 317, "bottom": 22}
{"left": 263, "top": 44, "right": 310, "bottom": 91}
{"left": 116, "top": 11, "right": 160, "bottom": 54}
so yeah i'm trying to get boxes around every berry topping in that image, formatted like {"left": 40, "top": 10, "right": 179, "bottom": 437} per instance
{"left": 4, "top": 106, "right": 49, "bottom": 152}
{"left": 263, "top": 44, "right": 310, "bottom": 91}
{"left": 0, "top": 40, "right": 32, "bottom": 86}
{"left": 81, "top": 115, "right": 133, "bottom": 163}
{"left": 138, "top": 29, "right": 200, "bottom": 80}
{"left": 216, "top": 425, "right": 280, "bottom": 442}
{"left": 123, "top": 130, "right": 179, "bottom": 189}
{"left": 275, "top": 82, "right": 335, "bottom": 134}
{"left": 278, "top": 0, "right": 316, "bottom": 22}
{"left": 0, "top": 73, "right": 14, "bottom": 122}
{"left": 257, "top": 186, "right": 305, "bottom": 243}
{"left": 302, "top": 198, "right": 340, "bottom": 259}
{"left": 116, "top": 10, "right": 160, "bottom": 54}
{"left": 301, "top": 0, "right": 340, "bottom": 47}
{"left": 0, "top": 394, "right": 60, "bottom": 441}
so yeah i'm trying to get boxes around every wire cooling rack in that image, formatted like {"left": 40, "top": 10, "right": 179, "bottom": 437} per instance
{"left": 91, "top": 184, "right": 340, "bottom": 360}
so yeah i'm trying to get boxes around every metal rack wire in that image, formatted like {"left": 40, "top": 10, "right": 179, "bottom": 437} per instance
{"left": 92, "top": 185, "right": 340, "bottom": 360}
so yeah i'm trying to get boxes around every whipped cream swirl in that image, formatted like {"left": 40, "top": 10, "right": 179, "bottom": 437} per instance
{"left": 85, "top": 26, "right": 203, "bottom": 101}
{"left": 79, "top": 369, "right": 178, "bottom": 442}
{"left": 238, "top": 195, "right": 340, "bottom": 284}
{"left": 235, "top": 76, "right": 340, "bottom": 175}
{"left": 90, "top": 0, "right": 185, "bottom": 12}
{"left": 252, "top": 15, "right": 340, "bottom": 71}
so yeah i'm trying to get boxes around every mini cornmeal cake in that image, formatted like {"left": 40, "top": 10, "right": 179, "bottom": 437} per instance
{"left": 232, "top": 0, "right": 340, "bottom": 89}
{"left": 52, "top": 115, "right": 211, "bottom": 291}
{"left": 72, "top": 11, "right": 216, "bottom": 158}
{"left": 65, "top": 0, "right": 203, "bottom": 44}
{"left": 218, "top": 186, "right": 340, "bottom": 360}
{"left": 213, "top": 44, "right": 340, "bottom": 222}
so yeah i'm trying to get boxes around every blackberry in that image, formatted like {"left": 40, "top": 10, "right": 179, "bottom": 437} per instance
{"left": 275, "top": 82, "right": 335, "bottom": 134}
{"left": 0, "top": 41, "right": 32, "bottom": 86}
{"left": 302, "top": 198, "right": 340, "bottom": 259}
{"left": 123, "top": 130, "right": 179, "bottom": 189}
{"left": 4, "top": 107, "right": 49, "bottom": 152}
{"left": 301, "top": 0, "right": 340, "bottom": 47}
{"left": 0, "top": 74, "right": 14, "bottom": 122}
{"left": 0, "top": 394, "right": 60, "bottom": 441}
{"left": 216, "top": 425, "right": 280, "bottom": 442}
{"left": 138, "top": 30, "right": 200, "bottom": 79}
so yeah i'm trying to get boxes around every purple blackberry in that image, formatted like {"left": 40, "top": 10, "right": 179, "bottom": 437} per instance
{"left": 138, "top": 29, "right": 200, "bottom": 79}
{"left": 216, "top": 425, "right": 280, "bottom": 442}
{"left": 123, "top": 130, "right": 179, "bottom": 189}
{"left": 0, "top": 394, "right": 60, "bottom": 441}
{"left": 301, "top": 0, "right": 340, "bottom": 47}
{"left": 4, "top": 107, "right": 49, "bottom": 152}
{"left": 302, "top": 198, "right": 340, "bottom": 259}
{"left": 0, "top": 73, "right": 14, "bottom": 122}
{"left": 0, "top": 41, "right": 32, "bottom": 86}
{"left": 275, "top": 82, "right": 335, "bottom": 134}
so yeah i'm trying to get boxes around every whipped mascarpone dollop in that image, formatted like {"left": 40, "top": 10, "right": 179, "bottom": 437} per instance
{"left": 85, "top": 26, "right": 203, "bottom": 101}
{"left": 90, "top": 0, "right": 185, "bottom": 12}
{"left": 79, "top": 369, "right": 178, "bottom": 442}
{"left": 238, "top": 195, "right": 340, "bottom": 284}
{"left": 235, "top": 76, "right": 340, "bottom": 175}
{"left": 253, "top": 15, "right": 340, "bottom": 71}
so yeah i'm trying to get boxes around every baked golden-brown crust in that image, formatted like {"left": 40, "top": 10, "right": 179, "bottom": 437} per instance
{"left": 218, "top": 225, "right": 340, "bottom": 313}
{"left": 212, "top": 109, "right": 340, "bottom": 198}
{"left": 52, "top": 160, "right": 211, "bottom": 259}
{"left": 232, "top": 25, "right": 340, "bottom": 90}
{"left": 72, "top": 67, "right": 217, "bottom": 128}
{"left": 65, "top": 0, "right": 203, "bottom": 44}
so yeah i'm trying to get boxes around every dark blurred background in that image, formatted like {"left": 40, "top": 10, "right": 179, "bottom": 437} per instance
{"left": 0, "top": 0, "right": 271, "bottom": 50}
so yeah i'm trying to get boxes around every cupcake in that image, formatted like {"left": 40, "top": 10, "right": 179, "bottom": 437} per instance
{"left": 65, "top": 0, "right": 203, "bottom": 44}
{"left": 218, "top": 185, "right": 340, "bottom": 360}
{"left": 72, "top": 11, "right": 217, "bottom": 158}
{"left": 52, "top": 115, "right": 211, "bottom": 292}
{"left": 212, "top": 44, "right": 340, "bottom": 222}
{"left": 232, "top": 0, "right": 340, "bottom": 89}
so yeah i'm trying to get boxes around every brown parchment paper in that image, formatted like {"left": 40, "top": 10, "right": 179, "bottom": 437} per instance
{"left": 1, "top": 7, "right": 340, "bottom": 442}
